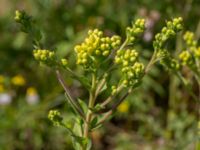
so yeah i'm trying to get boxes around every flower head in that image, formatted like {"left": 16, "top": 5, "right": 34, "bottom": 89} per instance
{"left": 115, "top": 49, "right": 144, "bottom": 87}
{"left": 74, "top": 29, "right": 121, "bottom": 68}
{"left": 126, "top": 19, "right": 145, "bottom": 43}
{"left": 33, "top": 49, "right": 56, "bottom": 66}
{"left": 153, "top": 17, "right": 183, "bottom": 51}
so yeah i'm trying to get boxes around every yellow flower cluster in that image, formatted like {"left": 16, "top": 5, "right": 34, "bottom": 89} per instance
{"left": 33, "top": 49, "right": 55, "bottom": 65}
{"left": 126, "top": 19, "right": 145, "bottom": 43}
{"left": 48, "top": 110, "right": 63, "bottom": 126}
{"left": 115, "top": 49, "right": 144, "bottom": 86}
{"left": 182, "top": 31, "right": 200, "bottom": 59}
{"left": 115, "top": 49, "right": 138, "bottom": 65}
{"left": 153, "top": 17, "right": 183, "bottom": 50}
{"left": 74, "top": 29, "right": 121, "bottom": 67}
{"left": 177, "top": 31, "right": 200, "bottom": 70}
{"left": 179, "top": 51, "right": 194, "bottom": 66}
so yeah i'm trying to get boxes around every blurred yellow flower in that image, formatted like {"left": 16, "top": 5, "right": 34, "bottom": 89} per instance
{"left": 117, "top": 100, "right": 129, "bottom": 113}
{"left": 0, "top": 75, "right": 5, "bottom": 84}
{"left": 26, "top": 87, "right": 39, "bottom": 105}
{"left": 11, "top": 75, "right": 26, "bottom": 86}
{"left": 26, "top": 87, "right": 37, "bottom": 95}
{"left": 0, "top": 84, "right": 5, "bottom": 93}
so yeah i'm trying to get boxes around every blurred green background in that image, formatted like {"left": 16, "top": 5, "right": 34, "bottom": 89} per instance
{"left": 0, "top": 0, "right": 199, "bottom": 149}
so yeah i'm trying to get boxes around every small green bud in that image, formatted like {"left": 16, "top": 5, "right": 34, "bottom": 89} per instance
{"left": 15, "top": 10, "right": 23, "bottom": 22}
{"left": 61, "top": 58, "right": 68, "bottom": 68}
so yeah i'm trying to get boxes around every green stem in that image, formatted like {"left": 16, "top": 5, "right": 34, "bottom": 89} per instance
{"left": 145, "top": 49, "right": 158, "bottom": 73}
{"left": 82, "top": 73, "right": 97, "bottom": 150}
{"left": 119, "top": 38, "right": 128, "bottom": 50}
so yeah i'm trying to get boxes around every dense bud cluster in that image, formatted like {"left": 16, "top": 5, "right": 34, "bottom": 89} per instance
{"left": 183, "top": 31, "right": 200, "bottom": 59}
{"left": 74, "top": 29, "right": 121, "bottom": 67}
{"left": 33, "top": 49, "right": 55, "bottom": 66}
{"left": 115, "top": 49, "right": 138, "bottom": 65}
{"left": 183, "top": 31, "right": 197, "bottom": 48}
{"left": 153, "top": 17, "right": 183, "bottom": 50}
{"left": 153, "top": 18, "right": 183, "bottom": 71}
{"left": 115, "top": 49, "right": 144, "bottom": 87}
{"left": 126, "top": 19, "right": 145, "bottom": 43}
{"left": 177, "top": 31, "right": 200, "bottom": 70}
{"left": 158, "top": 49, "right": 180, "bottom": 70}
{"left": 179, "top": 51, "right": 194, "bottom": 66}
{"left": 48, "top": 110, "right": 63, "bottom": 126}
{"left": 122, "top": 62, "right": 144, "bottom": 86}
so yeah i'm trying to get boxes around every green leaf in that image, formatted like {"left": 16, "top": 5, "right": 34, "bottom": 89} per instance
{"left": 90, "top": 117, "right": 98, "bottom": 130}
{"left": 78, "top": 99, "right": 88, "bottom": 114}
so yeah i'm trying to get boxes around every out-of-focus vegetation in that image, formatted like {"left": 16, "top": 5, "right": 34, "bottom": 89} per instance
{"left": 0, "top": 0, "right": 200, "bottom": 150}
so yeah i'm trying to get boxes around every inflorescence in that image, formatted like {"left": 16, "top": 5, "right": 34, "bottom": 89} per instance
{"left": 74, "top": 29, "right": 121, "bottom": 68}
{"left": 153, "top": 17, "right": 183, "bottom": 70}
{"left": 126, "top": 19, "right": 145, "bottom": 43}
{"left": 115, "top": 49, "right": 144, "bottom": 87}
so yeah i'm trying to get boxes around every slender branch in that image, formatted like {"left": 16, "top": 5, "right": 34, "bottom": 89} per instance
{"left": 145, "top": 49, "right": 158, "bottom": 73}
{"left": 55, "top": 70, "right": 85, "bottom": 119}
{"left": 96, "top": 88, "right": 132, "bottom": 126}
{"left": 95, "top": 110, "right": 113, "bottom": 127}
{"left": 111, "top": 88, "right": 132, "bottom": 110}
{"left": 119, "top": 38, "right": 128, "bottom": 50}
{"left": 100, "top": 84, "right": 124, "bottom": 107}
